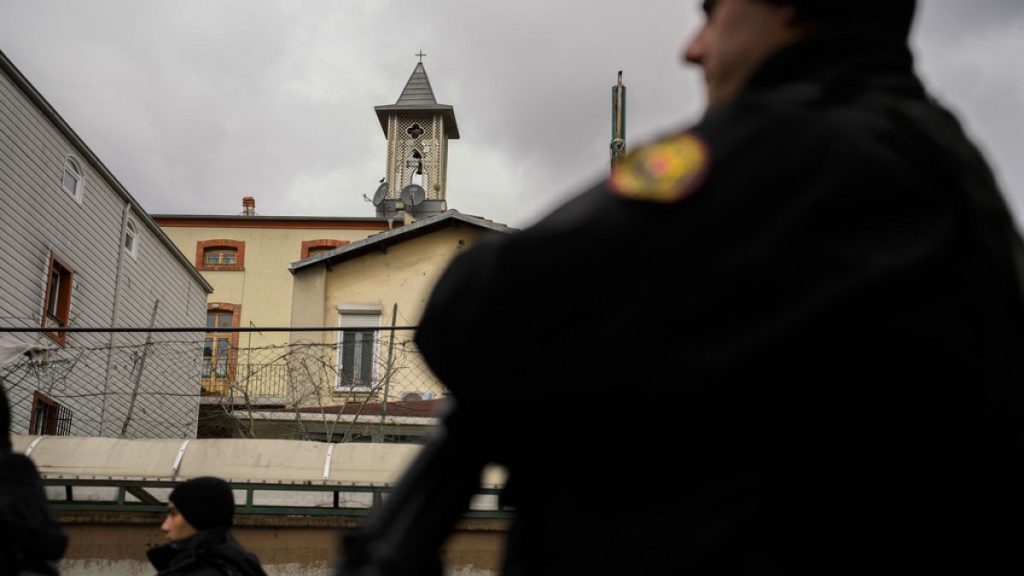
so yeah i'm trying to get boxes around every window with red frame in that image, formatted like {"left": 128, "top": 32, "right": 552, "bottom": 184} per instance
{"left": 30, "top": 392, "right": 72, "bottom": 436}
{"left": 204, "top": 310, "right": 233, "bottom": 378}
{"left": 42, "top": 255, "right": 74, "bottom": 344}
{"left": 301, "top": 239, "right": 349, "bottom": 260}
{"left": 202, "top": 306, "right": 239, "bottom": 395}
{"left": 196, "top": 240, "right": 245, "bottom": 271}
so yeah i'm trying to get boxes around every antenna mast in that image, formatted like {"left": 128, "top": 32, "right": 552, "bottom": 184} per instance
{"left": 610, "top": 71, "right": 627, "bottom": 169}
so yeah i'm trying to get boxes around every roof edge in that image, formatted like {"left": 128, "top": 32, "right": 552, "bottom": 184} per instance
{"left": 290, "top": 210, "right": 515, "bottom": 272}
{"left": 0, "top": 49, "right": 213, "bottom": 294}
{"left": 153, "top": 214, "right": 391, "bottom": 223}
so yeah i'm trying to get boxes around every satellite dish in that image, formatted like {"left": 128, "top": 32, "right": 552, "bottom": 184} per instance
{"left": 372, "top": 182, "right": 388, "bottom": 206}
{"left": 401, "top": 184, "right": 426, "bottom": 207}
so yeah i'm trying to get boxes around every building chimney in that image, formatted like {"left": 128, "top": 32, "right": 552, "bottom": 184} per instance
{"left": 242, "top": 197, "right": 256, "bottom": 216}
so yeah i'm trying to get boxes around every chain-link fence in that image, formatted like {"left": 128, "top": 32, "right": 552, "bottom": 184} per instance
{"left": 1, "top": 331, "right": 205, "bottom": 439}
{"left": 0, "top": 328, "right": 444, "bottom": 443}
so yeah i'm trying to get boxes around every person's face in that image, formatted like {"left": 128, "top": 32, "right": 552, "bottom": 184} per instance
{"left": 684, "top": 0, "right": 809, "bottom": 109}
{"left": 161, "top": 502, "right": 198, "bottom": 542}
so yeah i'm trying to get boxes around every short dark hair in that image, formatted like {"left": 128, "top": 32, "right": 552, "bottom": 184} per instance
{"left": 762, "top": 0, "right": 916, "bottom": 37}
{"left": 703, "top": 0, "right": 916, "bottom": 39}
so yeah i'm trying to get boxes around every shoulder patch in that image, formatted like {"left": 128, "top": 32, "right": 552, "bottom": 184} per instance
{"left": 609, "top": 132, "right": 709, "bottom": 204}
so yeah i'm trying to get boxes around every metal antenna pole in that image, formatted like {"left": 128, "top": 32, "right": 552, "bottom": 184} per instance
{"left": 611, "top": 71, "right": 627, "bottom": 169}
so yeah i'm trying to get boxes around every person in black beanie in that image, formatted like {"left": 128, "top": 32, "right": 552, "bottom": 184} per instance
{"left": 0, "top": 385, "right": 68, "bottom": 576}
{"left": 147, "top": 476, "right": 267, "bottom": 576}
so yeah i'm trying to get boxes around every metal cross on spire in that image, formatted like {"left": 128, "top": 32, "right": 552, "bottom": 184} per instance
{"left": 416, "top": 50, "right": 427, "bottom": 63}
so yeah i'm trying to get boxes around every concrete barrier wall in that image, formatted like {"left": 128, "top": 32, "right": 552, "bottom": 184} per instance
{"left": 58, "top": 512, "right": 507, "bottom": 576}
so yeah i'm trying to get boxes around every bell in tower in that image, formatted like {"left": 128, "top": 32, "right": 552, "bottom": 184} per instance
{"left": 372, "top": 53, "right": 460, "bottom": 219}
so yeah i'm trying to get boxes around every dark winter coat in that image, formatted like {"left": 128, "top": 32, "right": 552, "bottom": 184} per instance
{"left": 147, "top": 528, "right": 267, "bottom": 576}
{"left": 411, "top": 32, "right": 1024, "bottom": 575}
{"left": 0, "top": 452, "right": 67, "bottom": 576}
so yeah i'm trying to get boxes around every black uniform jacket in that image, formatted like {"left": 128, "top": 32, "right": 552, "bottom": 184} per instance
{"left": 0, "top": 452, "right": 67, "bottom": 576}
{"left": 147, "top": 528, "right": 267, "bottom": 576}
{"left": 415, "top": 33, "right": 1024, "bottom": 575}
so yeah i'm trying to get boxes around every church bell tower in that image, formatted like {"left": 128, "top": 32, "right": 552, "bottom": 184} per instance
{"left": 371, "top": 54, "right": 460, "bottom": 219}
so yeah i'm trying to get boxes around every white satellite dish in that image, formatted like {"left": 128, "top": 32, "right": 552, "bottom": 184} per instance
{"left": 372, "top": 182, "right": 388, "bottom": 206}
{"left": 401, "top": 184, "right": 426, "bottom": 207}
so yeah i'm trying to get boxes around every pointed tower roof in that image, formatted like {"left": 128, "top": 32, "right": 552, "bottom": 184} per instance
{"left": 375, "top": 62, "right": 460, "bottom": 139}
{"left": 395, "top": 62, "right": 437, "bottom": 106}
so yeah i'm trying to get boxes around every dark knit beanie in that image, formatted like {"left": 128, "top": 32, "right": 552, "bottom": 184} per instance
{"left": 169, "top": 476, "right": 235, "bottom": 531}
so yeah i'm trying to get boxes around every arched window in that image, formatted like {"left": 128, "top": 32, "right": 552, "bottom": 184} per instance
{"left": 124, "top": 219, "right": 139, "bottom": 257}
{"left": 202, "top": 303, "right": 240, "bottom": 395}
{"left": 408, "top": 149, "right": 425, "bottom": 187}
{"left": 61, "top": 156, "right": 84, "bottom": 202}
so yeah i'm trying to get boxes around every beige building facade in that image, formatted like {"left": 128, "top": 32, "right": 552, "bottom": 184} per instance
{"left": 154, "top": 207, "right": 390, "bottom": 396}
{"left": 288, "top": 211, "right": 514, "bottom": 412}
{"left": 150, "top": 62, "right": 517, "bottom": 440}
{"left": 155, "top": 207, "right": 513, "bottom": 439}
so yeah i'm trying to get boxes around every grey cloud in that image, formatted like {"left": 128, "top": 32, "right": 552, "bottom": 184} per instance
{"left": 0, "top": 0, "right": 1021, "bottom": 228}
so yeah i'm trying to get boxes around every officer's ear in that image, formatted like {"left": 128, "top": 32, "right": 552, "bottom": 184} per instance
{"left": 777, "top": 3, "right": 818, "bottom": 35}
{"left": 775, "top": 4, "right": 817, "bottom": 41}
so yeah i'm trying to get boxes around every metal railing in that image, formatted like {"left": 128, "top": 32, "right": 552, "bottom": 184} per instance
{"left": 202, "top": 362, "right": 293, "bottom": 397}
{"left": 43, "top": 478, "right": 509, "bottom": 519}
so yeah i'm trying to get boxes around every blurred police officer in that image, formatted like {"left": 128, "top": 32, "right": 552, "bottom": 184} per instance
{"left": 342, "top": 1, "right": 1024, "bottom": 574}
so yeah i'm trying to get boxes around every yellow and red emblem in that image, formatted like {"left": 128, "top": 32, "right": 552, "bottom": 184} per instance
{"left": 609, "top": 132, "right": 709, "bottom": 203}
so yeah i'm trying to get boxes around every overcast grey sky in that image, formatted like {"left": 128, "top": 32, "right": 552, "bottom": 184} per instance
{"left": 2, "top": 1, "right": 1023, "bottom": 228}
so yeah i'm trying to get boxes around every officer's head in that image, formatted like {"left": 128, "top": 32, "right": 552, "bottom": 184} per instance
{"left": 684, "top": 0, "right": 916, "bottom": 109}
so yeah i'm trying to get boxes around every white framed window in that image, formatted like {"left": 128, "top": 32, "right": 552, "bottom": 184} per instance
{"left": 204, "top": 249, "right": 237, "bottom": 265}
{"left": 61, "top": 156, "right": 84, "bottom": 203}
{"left": 124, "top": 218, "right": 139, "bottom": 258}
{"left": 336, "top": 304, "right": 382, "bottom": 392}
